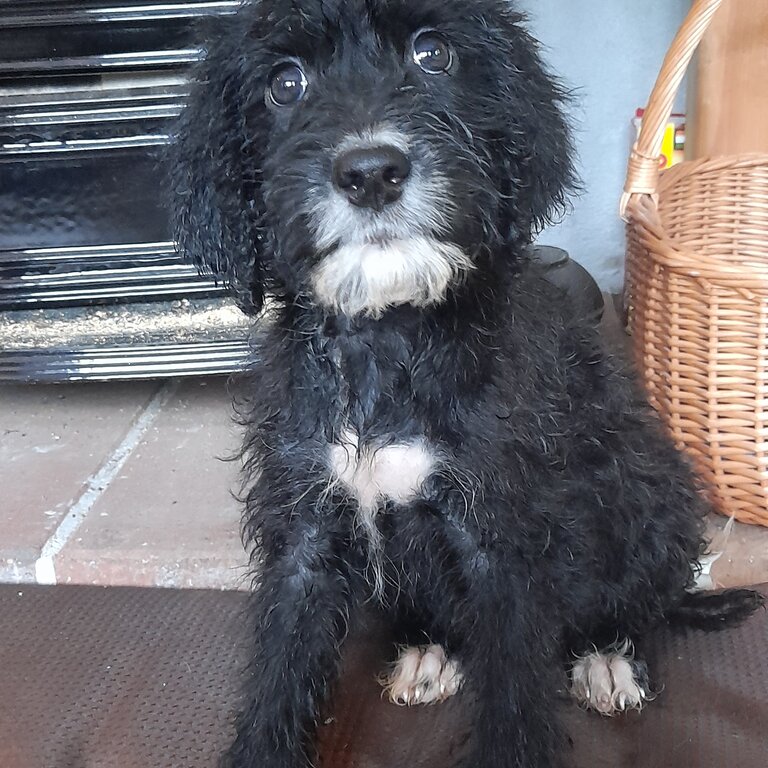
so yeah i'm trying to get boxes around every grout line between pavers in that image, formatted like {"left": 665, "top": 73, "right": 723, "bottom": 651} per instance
{"left": 34, "top": 379, "right": 180, "bottom": 585}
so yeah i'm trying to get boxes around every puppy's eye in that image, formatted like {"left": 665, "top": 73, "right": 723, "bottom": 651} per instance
{"left": 412, "top": 31, "right": 453, "bottom": 74}
{"left": 267, "top": 62, "right": 308, "bottom": 106}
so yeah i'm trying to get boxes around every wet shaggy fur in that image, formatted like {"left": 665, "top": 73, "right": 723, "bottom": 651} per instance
{"left": 169, "top": 1, "right": 763, "bottom": 766}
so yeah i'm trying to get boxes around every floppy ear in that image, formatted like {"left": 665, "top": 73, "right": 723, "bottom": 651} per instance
{"left": 169, "top": 25, "right": 265, "bottom": 314}
{"left": 493, "top": 12, "right": 577, "bottom": 239}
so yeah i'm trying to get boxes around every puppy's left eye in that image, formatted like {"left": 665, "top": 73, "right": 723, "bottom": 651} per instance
{"left": 267, "top": 62, "right": 308, "bottom": 106}
{"left": 412, "top": 31, "right": 453, "bottom": 74}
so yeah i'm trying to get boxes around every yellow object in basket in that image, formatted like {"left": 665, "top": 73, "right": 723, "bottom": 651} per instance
{"left": 659, "top": 122, "right": 676, "bottom": 169}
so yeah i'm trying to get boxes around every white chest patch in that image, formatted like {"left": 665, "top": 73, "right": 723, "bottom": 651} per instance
{"left": 328, "top": 428, "right": 437, "bottom": 512}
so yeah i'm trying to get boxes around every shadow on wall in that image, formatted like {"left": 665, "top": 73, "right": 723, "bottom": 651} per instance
{"left": 519, "top": 0, "right": 689, "bottom": 292}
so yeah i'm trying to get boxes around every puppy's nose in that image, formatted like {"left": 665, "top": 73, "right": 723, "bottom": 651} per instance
{"left": 332, "top": 146, "right": 411, "bottom": 211}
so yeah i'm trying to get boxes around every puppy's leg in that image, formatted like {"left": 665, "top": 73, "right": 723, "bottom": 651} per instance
{"left": 223, "top": 494, "right": 357, "bottom": 768}
{"left": 378, "top": 509, "right": 466, "bottom": 707}
{"left": 388, "top": 507, "right": 563, "bottom": 767}
{"left": 454, "top": 585, "right": 563, "bottom": 768}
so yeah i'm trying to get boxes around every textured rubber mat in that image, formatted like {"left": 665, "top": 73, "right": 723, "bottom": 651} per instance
{"left": 0, "top": 583, "right": 766, "bottom": 767}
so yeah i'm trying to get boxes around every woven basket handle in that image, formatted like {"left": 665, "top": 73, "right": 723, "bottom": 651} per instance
{"left": 620, "top": 0, "right": 724, "bottom": 220}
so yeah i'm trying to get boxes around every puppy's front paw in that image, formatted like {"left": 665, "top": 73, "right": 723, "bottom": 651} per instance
{"left": 570, "top": 641, "right": 652, "bottom": 715}
{"left": 379, "top": 644, "right": 463, "bottom": 705}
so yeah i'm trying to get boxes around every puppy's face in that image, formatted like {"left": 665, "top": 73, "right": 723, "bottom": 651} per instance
{"left": 172, "top": 0, "right": 573, "bottom": 315}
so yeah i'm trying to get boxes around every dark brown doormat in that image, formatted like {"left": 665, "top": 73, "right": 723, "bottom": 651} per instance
{"left": 0, "top": 583, "right": 765, "bottom": 767}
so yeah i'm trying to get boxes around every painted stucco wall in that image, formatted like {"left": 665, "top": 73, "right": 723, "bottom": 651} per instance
{"left": 519, "top": 0, "right": 689, "bottom": 290}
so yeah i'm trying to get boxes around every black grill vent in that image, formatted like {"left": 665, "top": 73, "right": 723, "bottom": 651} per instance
{"left": 0, "top": 1, "right": 250, "bottom": 381}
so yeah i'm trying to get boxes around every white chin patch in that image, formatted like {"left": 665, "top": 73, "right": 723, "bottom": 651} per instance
{"left": 570, "top": 641, "right": 652, "bottom": 715}
{"left": 311, "top": 237, "right": 473, "bottom": 317}
{"left": 379, "top": 645, "right": 463, "bottom": 706}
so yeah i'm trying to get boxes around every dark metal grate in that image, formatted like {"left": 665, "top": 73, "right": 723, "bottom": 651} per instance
{"left": 0, "top": 242, "right": 218, "bottom": 308}
{"left": 0, "top": 0, "right": 248, "bottom": 381}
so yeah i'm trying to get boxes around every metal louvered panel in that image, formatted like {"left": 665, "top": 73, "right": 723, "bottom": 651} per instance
{"left": 0, "top": 0, "right": 232, "bottom": 309}
{"left": 0, "top": 243, "right": 220, "bottom": 308}
{"left": 0, "top": 299, "right": 252, "bottom": 382}
{"left": 0, "top": 1, "right": 240, "bottom": 78}
{"left": 0, "top": 341, "right": 250, "bottom": 382}
{"left": 0, "top": 1, "right": 242, "bottom": 27}
{"left": 0, "top": 1, "right": 245, "bottom": 380}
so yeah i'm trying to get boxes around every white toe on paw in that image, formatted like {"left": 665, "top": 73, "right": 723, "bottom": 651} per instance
{"left": 379, "top": 644, "right": 463, "bottom": 706}
{"left": 570, "top": 641, "right": 651, "bottom": 716}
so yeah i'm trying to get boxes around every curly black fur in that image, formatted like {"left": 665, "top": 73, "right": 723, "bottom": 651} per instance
{"left": 169, "top": 2, "right": 763, "bottom": 767}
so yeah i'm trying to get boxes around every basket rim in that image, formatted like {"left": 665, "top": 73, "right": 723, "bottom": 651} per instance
{"left": 658, "top": 152, "right": 768, "bottom": 188}
{"left": 626, "top": 152, "right": 768, "bottom": 289}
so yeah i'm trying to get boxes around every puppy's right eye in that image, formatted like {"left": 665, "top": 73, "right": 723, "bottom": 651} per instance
{"left": 412, "top": 30, "right": 453, "bottom": 74}
{"left": 267, "top": 63, "right": 308, "bottom": 107}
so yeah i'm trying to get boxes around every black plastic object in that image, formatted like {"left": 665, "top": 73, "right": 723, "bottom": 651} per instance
{"left": 533, "top": 245, "right": 605, "bottom": 323}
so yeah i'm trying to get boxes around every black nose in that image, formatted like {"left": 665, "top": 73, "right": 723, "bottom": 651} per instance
{"left": 332, "top": 146, "right": 411, "bottom": 211}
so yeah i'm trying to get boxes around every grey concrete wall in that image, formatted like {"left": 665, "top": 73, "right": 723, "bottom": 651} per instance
{"left": 519, "top": 0, "right": 689, "bottom": 290}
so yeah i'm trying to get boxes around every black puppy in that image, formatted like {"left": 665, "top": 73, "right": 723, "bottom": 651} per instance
{"left": 170, "top": 1, "right": 762, "bottom": 766}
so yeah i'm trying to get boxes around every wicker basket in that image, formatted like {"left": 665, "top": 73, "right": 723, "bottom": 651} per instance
{"left": 621, "top": 0, "right": 768, "bottom": 526}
